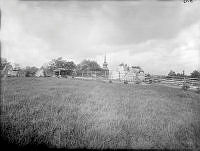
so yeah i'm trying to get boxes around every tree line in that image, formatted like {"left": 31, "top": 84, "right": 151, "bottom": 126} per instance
{"left": 1, "top": 57, "right": 200, "bottom": 78}
{"left": 167, "top": 70, "right": 200, "bottom": 79}
{"left": 0, "top": 57, "right": 104, "bottom": 77}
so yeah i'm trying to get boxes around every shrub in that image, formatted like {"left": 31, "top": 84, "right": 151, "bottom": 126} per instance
{"left": 182, "top": 83, "right": 190, "bottom": 91}
{"left": 196, "top": 87, "right": 200, "bottom": 94}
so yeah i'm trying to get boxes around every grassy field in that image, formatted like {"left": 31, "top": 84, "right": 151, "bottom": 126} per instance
{"left": 1, "top": 77, "right": 200, "bottom": 149}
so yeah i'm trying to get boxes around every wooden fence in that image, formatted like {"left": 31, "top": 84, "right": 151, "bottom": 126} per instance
{"left": 149, "top": 76, "right": 200, "bottom": 90}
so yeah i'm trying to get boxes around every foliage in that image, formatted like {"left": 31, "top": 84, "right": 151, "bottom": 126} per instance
{"left": 24, "top": 66, "right": 39, "bottom": 77}
{"left": 176, "top": 73, "right": 182, "bottom": 77}
{"left": 167, "top": 70, "right": 185, "bottom": 78}
{"left": 190, "top": 70, "right": 200, "bottom": 79}
{"left": 182, "top": 84, "right": 190, "bottom": 91}
{"left": 76, "top": 60, "right": 102, "bottom": 75}
{"left": 0, "top": 58, "right": 12, "bottom": 70}
{"left": 175, "top": 73, "right": 185, "bottom": 77}
{"left": 182, "top": 81, "right": 190, "bottom": 91}
{"left": 43, "top": 57, "right": 76, "bottom": 76}
{"left": 196, "top": 87, "right": 200, "bottom": 94}
{"left": 168, "top": 70, "right": 176, "bottom": 77}
{"left": 48, "top": 57, "right": 76, "bottom": 71}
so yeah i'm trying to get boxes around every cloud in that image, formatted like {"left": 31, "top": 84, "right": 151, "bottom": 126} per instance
{"left": 104, "top": 22, "right": 200, "bottom": 75}
{"left": 0, "top": 0, "right": 199, "bottom": 75}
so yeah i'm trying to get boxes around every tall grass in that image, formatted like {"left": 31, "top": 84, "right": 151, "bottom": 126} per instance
{"left": 1, "top": 77, "right": 200, "bottom": 149}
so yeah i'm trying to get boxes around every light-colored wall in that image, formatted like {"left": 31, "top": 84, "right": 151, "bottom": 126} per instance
{"left": 8, "top": 70, "right": 18, "bottom": 76}
{"left": 110, "top": 65, "right": 145, "bottom": 81}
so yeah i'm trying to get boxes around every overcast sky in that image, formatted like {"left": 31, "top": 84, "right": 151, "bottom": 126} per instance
{"left": 1, "top": 0, "right": 200, "bottom": 75}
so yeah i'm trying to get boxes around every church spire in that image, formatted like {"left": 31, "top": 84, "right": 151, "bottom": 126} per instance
{"left": 104, "top": 52, "right": 106, "bottom": 63}
{"left": 103, "top": 52, "right": 108, "bottom": 70}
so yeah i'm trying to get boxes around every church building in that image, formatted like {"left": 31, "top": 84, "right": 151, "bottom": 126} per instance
{"left": 102, "top": 54, "right": 109, "bottom": 78}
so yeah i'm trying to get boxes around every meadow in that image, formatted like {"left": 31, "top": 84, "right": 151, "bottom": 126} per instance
{"left": 1, "top": 77, "right": 200, "bottom": 149}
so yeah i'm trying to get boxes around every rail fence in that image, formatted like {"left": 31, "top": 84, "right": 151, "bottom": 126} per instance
{"left": 71, "top": 74, "right": 200, "bottom": 91}
{"left": 148, "top": 76, "right": 200, "bottom": 90}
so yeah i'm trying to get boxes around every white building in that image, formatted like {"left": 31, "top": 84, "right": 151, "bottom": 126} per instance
{"left": 110, "top": 64, "right": 145, "bottom": 82}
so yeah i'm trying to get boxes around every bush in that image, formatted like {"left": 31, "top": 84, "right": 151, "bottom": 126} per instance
{"left": 196, "top": 87, "right": 200, "bottom": 94}
{"left": 182, "top": 83, "right": 190, "bottom": 91}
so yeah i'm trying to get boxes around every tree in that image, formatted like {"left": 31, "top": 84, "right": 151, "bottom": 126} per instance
{"left": 0, "top": 58, "right": 11, "bottom": 70}
{"left": 0, "top": 58, "right": 13, "bottom": 77}
{"left": 24, "top": 66, "right": 39, "bottom": 77}
{"left": 77, "top": 60, "right": 102, "bottom": 72}
{"left": 190, "top": 70, "right": 200, "bottom": 78}
{"left": 65, "top": 61, "right": 76, "bottom": 70}
{"left": 44, "top": 57, "right": 76, "bottom": 76}
{"left": 49, "top": 57, "right": 76, "bottom": 70}
{"left": 76, "top": 60, "right": 102, "bottom": 76}
{"left": 168, "top": 70, "right": 176, "bottom": 77}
